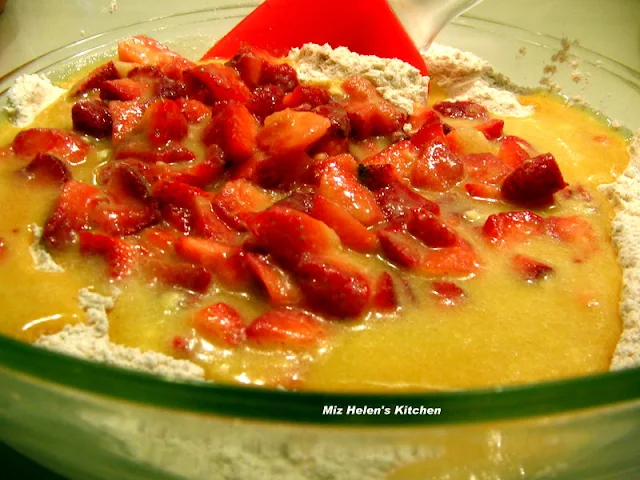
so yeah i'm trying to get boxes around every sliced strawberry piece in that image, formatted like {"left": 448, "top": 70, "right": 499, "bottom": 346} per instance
{"left": 315, "top": 154, "right": 383, "bottom": 226}
{"left": 359, "top": 164, "right": 440, "bottom": 224}
{"left": 546, "top": 215, "right": 600, "bottom": 262}
{"left": 115, "top": 139, "right": 196, "bottom": 164}
{"left": 446, "top": 127, "right": 492, "bottom": 156}
{"left": 226, "top": 44, "right": 277, "bottom": 89}
{"left": 272, "top": 190, "right": 315, "bottom": 213}
{"left": 43, "top": 180, "right": 104, "bottom": 248}
{"left": 193, "top": 302, "right": 246, "bottom": 346}
{"left": 100, "top": 78, "right": 148, "bottom": 101}
{"left": 433, "top": 101, "right": 489, "bottom": 121}
{"left": 213, "top": 179, "right": 273, "bottom": 230}
{"left": 143, "top": 99, "right": 188, "bottom": 147}
{"left": 72, "top": 99, "right": 113, "bottom": 139}
{"left": 12, "top": 128, "right": 91, "bottom": 166}
{"left": 475, "top": 119, "right": 505, "bottom": 140}
{"left": 464, "top": 183, "right": 502, "bottom": 200}
{"left": 309, "top": 104, "right": 352, "bottom": 156}
{"left": 282, "top": 85, "right": 331, "bottom": 110}
{"left": 109, "top": 100, "right": 147, "bottom": 145}
{"left": 361, "top": 139, "right": 418, "bottom": 181}
{"left": 310, "top": 194, "right": 378, "bottom": 252}
{"left": 461, "top": 153, "right": 511, "bottom": 185}
{"left": 372, "top": 272, "right": 398, "bottom": 311}
{"left": 245, "top": 253, "right": 302, "bottom": 306}
{"left": 502, "top": 153, "right": 568, "bottom": 206}
{"left": 412, "top": 139, "right": 464, "bottom": 192}
{"left": 410, "top": 121, "right": 446, "bottom": 148}
{"left": 78, "top": 231, "right": 136, "bottom": 278}
{"left": 176, "top": 98, "right": 212, "bottom": 124}
{"left": 70, "top": 61, "right": 120, "bottom": 96}
{"left": 188, "top": 63, "right": 252, "bottom": 103}
{"left": 257, "top": 108, "right": 331, "bottom": 155}
{"left": 512, "top": 254, "right": 554, "bottom": 283}
{"left": 139, "top": 227, "right": 178, "bottom": 256}
{"left": 260, "top": 62, "right": 299, "bottom": 92}
{"left": 342, "top": 75, "right": 408, "bottom": 139}
{"left": 482, "top": 211, "right": 545, "bottom": 247}
{"left": 295, "top": 255, "right": 371, "bottom": 318}
{"left": 430, "top": 281, "right": 466, "bottom": 306}
{"left": 118, "top": 35, "right": 195, "bottom": 72}
{"left": 407, "top": 207, "right": 458, "bottom": 248}
{"left": 93, "top": 203, "right": 159, "bottom": 237}
{"left": 246, "top": 307, "right": 328, "bottom": 348}
{"left": 253, "top": 151, "right": 313, "bottom": 189}
{"left": 246, "top": 84, "right": 286, "bottom": 122}
{"left": 172, "top": 146, "right": 225, "bottom": 188}
{"left": 175, "top": 236, "right": 252, "bottom": 290}
{"left": 244, "top": 206, "right": 340, "bottom": 268}
{"left": 21, "top": 152, "right": 72, "bottom": 186}
{"left": 202, "top": 101, "right": 258, "bottom": 162}
{"left": 102, "top": 162, "right": 151, "bottom": 203}
{"left": 146, "top": 260, "right": 212, "bottom": 293}
{"left": 406, "top": 106, "right": 440, "bottom": 133}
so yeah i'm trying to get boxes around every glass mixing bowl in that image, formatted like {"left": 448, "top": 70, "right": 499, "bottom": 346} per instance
{"left": 1, "top": 6, "right": 639, "bottom": 480}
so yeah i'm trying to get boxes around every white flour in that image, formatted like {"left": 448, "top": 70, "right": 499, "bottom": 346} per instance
{"left": 4, "top": 74, "right": 65, "bottom": 127}
{"left": 29, "top": 224, "right": 64, "bottom": 273}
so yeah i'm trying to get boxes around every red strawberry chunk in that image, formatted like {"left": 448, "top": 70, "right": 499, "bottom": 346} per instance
{"left": 310, "top": 194, "right": 378, "bottom": 252}
{"left": 461, "top": 153, "right": 512, "bottom": 185}
{"left": 78, "top": 231, "right": 136, "bottom": 278}
{"left": 253, "top": 151, "right": 313, "bottom": 189}
{"left": 433, "top": 101, "right": 489, "bottom": 121}
{"left": 482, "top": 211, "right": 545, "bottom": 247}
{"left": 213, "top": 179, "right": 273, "bottom": 230}
{"left": 243, "top": 206, "right": 340, "bottom": 268}
{"left": 272, "top": 190, "right": 315, "bottom": 213}
{"left": 118, "top": 35, "right": 195, "bottom": 72}
{"left": 202, "top": 101, "right": 258, "bottom": 162}
{"left": 70, "top": 61, "right": 120, "bottom": 96}
{"left": 189, "top": 63, "right": 252, "bottom": 103}
{"left": 260, "top": 62, "right": 299, "bottom": 92}
{"left": 431, "top": 281, "right": 466, "bottom": 306}
{"left": 498, "top": 137, "right": 531, "bottom": 169}
{"left": 546, "top": 215, "right": 600, "bottom": 261}
{"left": 172, "top": 145, "right": 225, "bottom": 188}
{"left": 361, "top": 139, "right": 418, "bottom": 181}
{"left": 464, "top": 183, "right": 502, "bottom": 200}
{"left": 100, "top": 78, "right": 149, "bottom": 101}
{"left": 140, "top": 227, "right": 178, "bottom": 256}
{"left": 257, "top": 108, "right": 331, "bottom": 155}
{"left": 21, "top": 152, "right": 72, "bottom": 186}
{"left": 295, "top": 255, "right": 371, "bottom": 318}
{"left": 406, "top": 106, "right": 440, "bottom": 133}
{"left": 407, "top": 207, "right": 458, "bottom": 248}
{"left": 144, "top": 99, "right": 189, "bottom": 147}
{"left": 115, "top": 139, "right": 196, "bottom": 164}
{"left": 246, "top": 84, "right": 286, "bottom": 122}
{"left": 512, "top": 254, "right": 554, "bottom": 283}
{"left": 246, "top": 308, "right": 328, "bottom": 348}
{"left": 109, "top": 101, "right": 147, "bottom": 145}
{"left": 372, "top": 272, "right": 398, "bottom": 311}
{"left": 176, "top": 98, "right": 212, "bottom": 124}
{"left": 193, "top": 303, "right": 246, "bottom": 346}
{"left": 412, "top": 139, "right": 464, "bottom": 191}
{"left": 226, "top": 44, "right": 276, "bottom": 88}
{"left": 12, "top": 128, "right": 91, "bottom": 166}
{"left": 72, "top": 99, "right": 113, "bottom": 139}
{"left": 102, "top": 162, "right": 151, "bottom": 204}
{"left": 245, "top": 253, "right": 302, "bottom": 306}
{"left": 475, "top": 119, "right": 505, "bottom": 140}
{"left": 43, "top": 180, "right": 105, "bottom": 248}
{"left": 502, "top": 153, "right": 568, "bottom": 206}
{"left": 93, "top": 203, "right": 159, "bottom": 237}
{"left": 146, "top": 260, "right": 212, "bottom": 293}
{"left": 410, "top": 121, "right": 446, "bottom": 149}
{"left": 282, "top": 85, "right": 331, "bottom": 110}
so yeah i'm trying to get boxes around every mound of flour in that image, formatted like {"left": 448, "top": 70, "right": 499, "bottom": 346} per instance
{"left": 4, "top": 74, "right": 65, "bottom": 127}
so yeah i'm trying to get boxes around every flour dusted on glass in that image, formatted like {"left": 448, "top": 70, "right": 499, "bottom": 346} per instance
{"left": 29, "top": 224, "right": 64, "bottom": 273}
{"left": 4, "top": 74, "right": 65, "bottom": 127}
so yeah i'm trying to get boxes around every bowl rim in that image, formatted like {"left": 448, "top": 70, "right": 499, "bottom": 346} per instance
{"left": 0, "top": 8, "right": 639, "bottom": 427}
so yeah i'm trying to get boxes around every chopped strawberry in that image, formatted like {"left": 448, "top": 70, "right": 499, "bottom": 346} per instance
{"left": 93, "top": 203, "right": 159, "bottom": 237}
{"left": 372, "top": 272, "right": 398, "bottom": 311}
{"left": 411, "top": 139, "right": 464, "bottom": 192}
{"left": 475, "top": 119, "right": 504, "bottom": 140}
{"left": 78, "top": 231, "right": 136, "bottom": 278}
{"left": 43, "top": 180, "right": 105, "bottom": 248}
{"left": 109, "top": 100, "right": 147, "bottom": 145}
{"left": 257, "top": 108, "right": 331, "bottom": 155}
{"left": 282, "top": 85, "right": 331, "bottom": 110}
{"left": 295, "top": 255, "right": 371, "bottom": 318}
{"left": 140, "top": 227, "right": 178, "bottom": 256}
{"left": 342, "top": 75, "right": 407, "bottom": 139}
{"left": 498, "top": 137, "right": 531, "bottom": 169}
{"left": 445, "top": 127, "right": 491, "bottom": 156}
{"left": 100, "top": 78, "right": 149, "bottom": 101}
{"left": 146, "top": 260, "right": 212, "bottom": 293}
{"left": 176, "top": 98, "right": 212, "bottom": 124}
{"left": 361, "top": 139, "right": 418, "bottom": 181}
{"left": 482, "top": 211, "right": 546, "bottom": 247}
{"left": 243, "top": 206, "right": 340, "bottom": 268}
{"left": 245, "top": 253, "right": 302, "bottom": 306}
{"left": 115, "top": 139, "right": 196, "bottom": 164}
{"left": 202, "top": 101, "right": 258, "bottom": 162}
{"left": 117, "top": 35, "right": 195, "bottom": 72}
{"left": 226, "top": 44, "right": 276, "bottom": 88}
{"left": 406, "top": 105, "right": 440, "bottom": 133}
{"left": 433, "top": 101, "right": 489, "bottom": 121}
{"left": 102, "top": 162, "right": 150, "bottom": 203}
{"left": 272, "top": 190, "right": 315, "bottom": 213}
{"left": 212, "top": 179, "right": 273, "bottom": 230}
{"left": 12, "top": 128, "right": 91, "bottom": 166}
{"left": 253, "top": 151, "right": 313, "bottom": 189}
{"left": 193, "top": 303, "right": 246, "bottom": 346}
{"left": 143, "top": 99, "right": 188, "bottom": 147}
{"left": 72, "top": 99, "right": 113, "bottom": 139}
{"left": 21, "top": 152, "right": 71, "bottom": 186}
{"left": 407, "top": 207, "right": 458, "bottom": 247}
{"left": 315, "top": 154, "right": 383, "bottom": 226}
{"left": 464, "top": 183, "right": 502, "bottom": 200}
{"left": 172, "top": 146, "right": 225, "bottom": 188}
{"left": 410, "top": 121, "right": 446, "bottom": 149}
{"left": 512, "top": 254, "right": 554, "bottom": 283}
{"left": 246, "top": 307, "right": 328, "bottom": 348}
{"left": 461, "top": 153, "right": 511, "bottom": 185}
{"left": 430, "top": 281, "right": 466, "bottom": 306}
{"left": 188, "top": 63, "right": 252, "bottom": 103}
{"left": 175, "top": 236, "right": 252, "bottom": 290}
{"left": 546, "top": 215, "right": 600, "bottom": 261}
{"left": 310, "top": 194, "right": 378, "bottom": 252}
{"left": 70, "top": 61, "right": 120, "bottom": 96}
{"left": 260, "top": 62, "right": 299, "bottom": 92}
{"left": 502, "top": 153, "right": 568, "bottom": 206}
{"left": 359, "top": 164, "right": 440, "bottom": 224}
{"left": 246, "top": 84, "right": 286, "bottom": 122}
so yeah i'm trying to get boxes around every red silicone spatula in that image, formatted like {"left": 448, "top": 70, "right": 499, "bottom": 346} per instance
{"left": 201, "top": 0, "right": 429, "bottom": 75}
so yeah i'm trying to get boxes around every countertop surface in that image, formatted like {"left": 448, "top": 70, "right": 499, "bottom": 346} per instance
{"left": 0, "top": 1, "right": 638, "bottom": 479}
